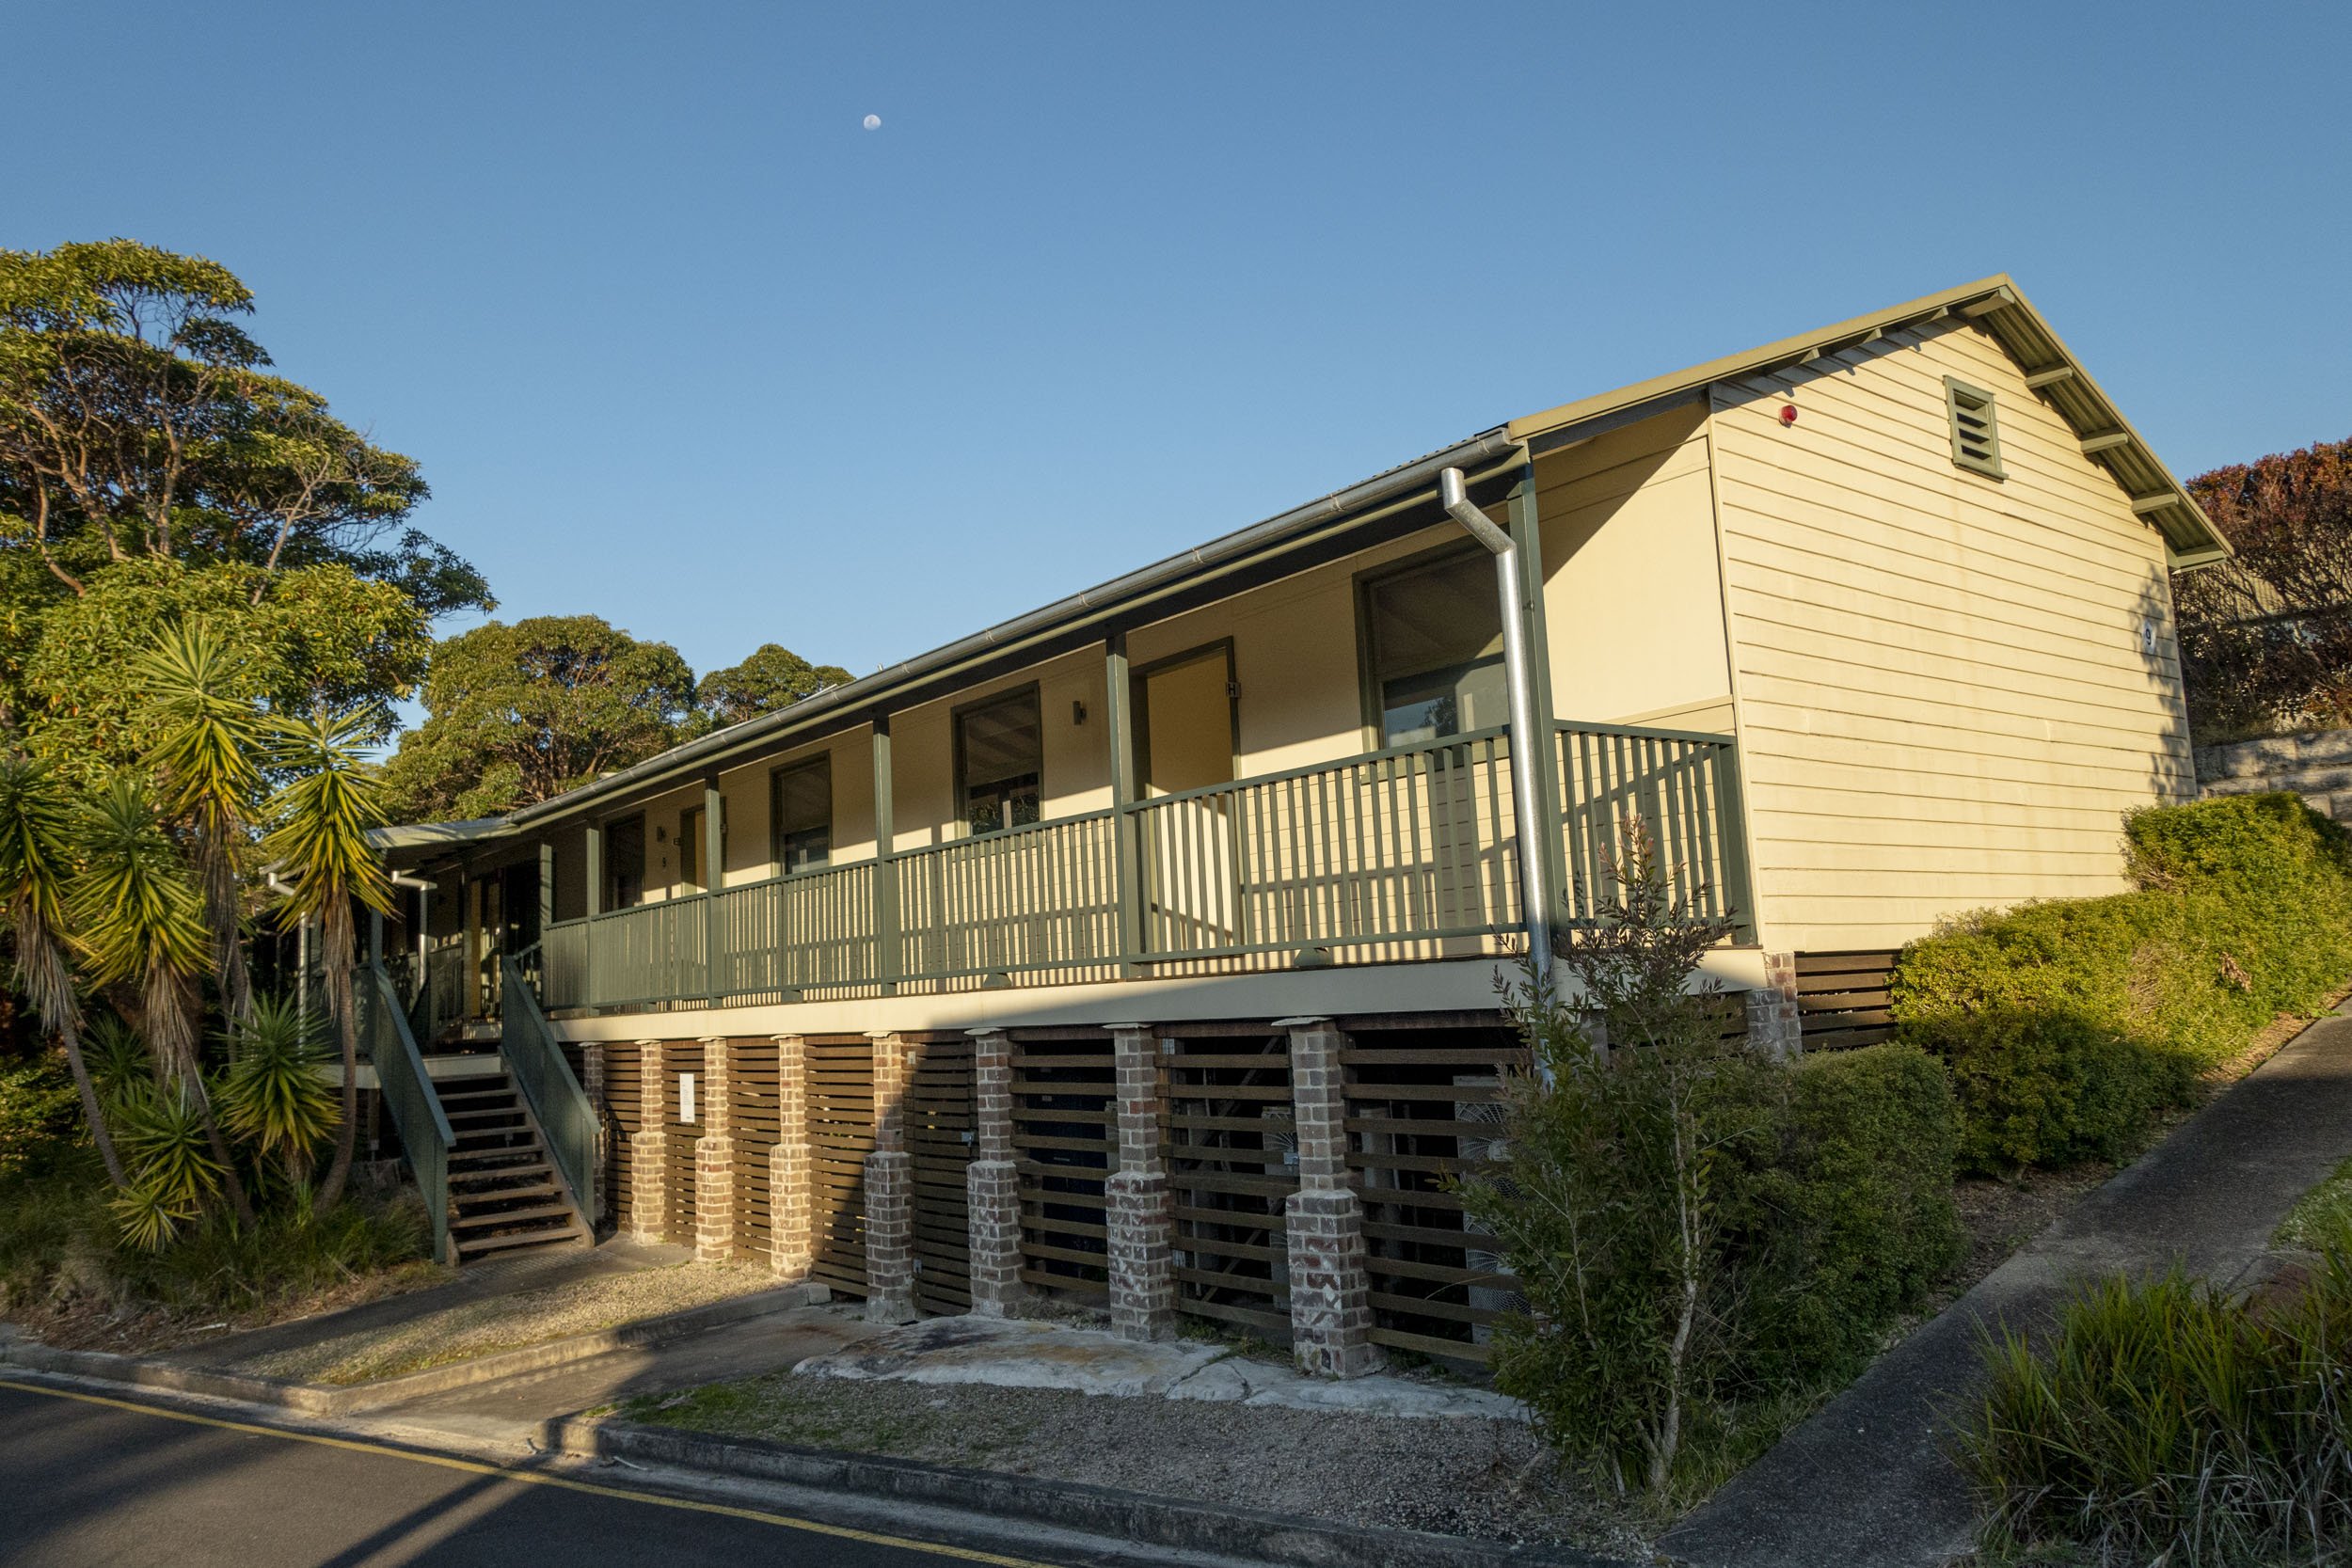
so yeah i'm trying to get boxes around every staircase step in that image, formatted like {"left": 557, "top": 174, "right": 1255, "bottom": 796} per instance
{"left": 437, "top": 1086, "right": 516, "bottom": 1105}
{"left": 449, "top": 1163, "right": 553, "bottom": 1186}
{"left": 446, "top": 1107, "right": 525, "bottom": 1123}
{"left": 450, "top": 1180, "right": 562, "bottom": 1206}
{"left": 452, "top": 1200, "right": 577, "bottom": 1230}
{"left": 448, "top": 1145, "right": 544, "bottom": 1168}
{"left": 457, "top": 1223, "right": 589, "bottom": 1259}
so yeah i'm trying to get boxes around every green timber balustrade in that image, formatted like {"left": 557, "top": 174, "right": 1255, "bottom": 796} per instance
{"left": 499, "top": 950, "right": 599, "bottom": 1223}
{"left": 362, "top": 959, "right": 455, "bottom": 1263}
{"left": 533, "top": 721, "right": 1751, "bottom": 1013}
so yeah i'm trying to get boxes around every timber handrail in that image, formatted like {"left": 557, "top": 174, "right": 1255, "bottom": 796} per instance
{"left": 499, "top": 952, "right": 597, "bottom": 1226}
{"left": 362, "top": 960, "right": 454, "bottom": 1264}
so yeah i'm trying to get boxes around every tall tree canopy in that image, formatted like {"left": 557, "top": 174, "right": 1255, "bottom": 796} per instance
{"left": 696, "top": 642, "right": 851, "bottom": 729}
{"left": 0, "top": 240, "right": 483, "bottom": 766}
{"left": 2175, "top": 435, "right": 2352, "bottom": 741}
{"left": 0, "top": 240, "right": 483, "bottom": 613}
{"left": 383, "top": 615, "right": 697, "bottom": 821}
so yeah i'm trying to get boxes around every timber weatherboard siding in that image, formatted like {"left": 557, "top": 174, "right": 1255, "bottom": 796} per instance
{"left": 1708, "top": 317, "right": 2195, "bottom": 953}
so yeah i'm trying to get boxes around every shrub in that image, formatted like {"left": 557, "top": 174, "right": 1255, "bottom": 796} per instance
{"left": 1734, "top": 1043, "right": 1967, "bottom": 1387}
{"left": 1463, "top": 824, "right": 1963, "bottom": 1497}
{"left": 1893, "top": 795, "right": 2352, "bottom": 1174}
{"left": 1958, "top": 1224, "right": 2352, "bottom": 1565}
{"left": 0, "top": 1047, "right": 81, "bottom": 1181}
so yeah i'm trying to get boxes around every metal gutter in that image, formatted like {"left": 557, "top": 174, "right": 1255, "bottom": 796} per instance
{"left": 505, "top": 428, "right": 1520, "bottom": 829}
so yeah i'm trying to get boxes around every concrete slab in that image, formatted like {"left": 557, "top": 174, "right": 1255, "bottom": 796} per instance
{"left": 798, "top": 1315, "right": 1227, "bottom": 1397}
{"left": 796, "top": 1313, "right": 1528, "bottom": 1420}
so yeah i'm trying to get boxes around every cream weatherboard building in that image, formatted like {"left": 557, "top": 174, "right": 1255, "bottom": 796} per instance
{"left": 364, "top": 276, "right": 2225, "bottom": 1373}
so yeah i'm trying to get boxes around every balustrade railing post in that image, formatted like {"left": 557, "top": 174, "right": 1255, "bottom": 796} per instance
{"left": 703, "top": 774, "right": 723, "bottom": 1007}
{"left": 1104, "top": 631, "right": 1142, "bottom": 978}
{"left": 872, "top": 715, "right": 899, "bottom": 995}
{"left": 1714, "top": 741, "right": 1759, "bottom": 942}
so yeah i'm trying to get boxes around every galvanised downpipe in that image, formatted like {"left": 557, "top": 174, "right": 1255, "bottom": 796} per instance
{"left": 1440, "top": 467, "right": 1556, "bottom": 1038}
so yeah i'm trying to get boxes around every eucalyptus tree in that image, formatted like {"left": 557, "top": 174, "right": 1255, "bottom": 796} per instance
{"left": 135, "top": 624, "right": 267, "bottom": 1024}
{"left": 264, "top": 710, "right": 393, "bottom": 1212}
{"left": 71, "top": 774, "right": 252, "bottom": 1225}
{"left": 0, "top": 754, "right": 126, "bottom": 1187}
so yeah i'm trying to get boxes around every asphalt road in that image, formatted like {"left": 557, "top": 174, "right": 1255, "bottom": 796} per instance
{"left": 0, "top": 1380, "right": 1085, "bottom": 1568}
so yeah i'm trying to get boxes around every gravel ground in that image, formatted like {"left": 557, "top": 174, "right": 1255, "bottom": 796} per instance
{"left": 239, "top": 1261, "right": 780, "bottom": 1385}
{"left": 627, "top": 1370, "right": 1649, "bottom": 1558}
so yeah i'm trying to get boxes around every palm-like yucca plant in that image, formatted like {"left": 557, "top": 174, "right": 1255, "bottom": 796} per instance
{"left": 72, "top": 774, "right": 255, "bottom": 1226}
{"left": 135, "top": 625, "right": 267, "bottom": 1026}
{"left": 85, "top": 1014, "right": 151, "bottom": 1103}
{"left": 109, "top": 1079, "right": 228, "bottom": 1248}
{"left": 0, "top": 753, "right": 128, "bottom": 1187}
{"left": 218, "top": 994, "right": 340, "bottom": 1185}
{"left": 263, "top": 709, "right": 393, "bottom": 1213}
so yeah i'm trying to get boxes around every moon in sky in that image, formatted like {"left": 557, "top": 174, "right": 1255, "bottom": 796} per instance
{"left": 862, "top": 114, "right": 882, "bottom": 130}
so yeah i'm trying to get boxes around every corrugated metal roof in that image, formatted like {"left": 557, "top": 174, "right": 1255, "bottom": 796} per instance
{"left": 1508, "top": 275, "right": 2228, "bottom": 565}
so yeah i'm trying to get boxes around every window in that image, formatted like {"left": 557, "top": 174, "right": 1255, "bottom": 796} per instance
{"left": 1360, "top": 547, "right": 1506, "bottom": 746}
{"left": 1945, "top": 378, "right": 2006, "bottom": 478}
{"left": 956, "top": 686, "right": 1042, "bottom": 835}
{"left": 771, "top": 755, "right": 832, "bottom": 874}
{"left": 606, "top": 815, "right": 645, "bottom": 910}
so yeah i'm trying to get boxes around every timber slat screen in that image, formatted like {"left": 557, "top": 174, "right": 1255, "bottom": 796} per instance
{"left": 1011, "top": 1031, "right": 1117, "bottom": 1299}
{"left": 1553, "top": 721, "right": 1748, "bottom": 929}
{"left": 1795, "top": 950, "right": 1900, "bottom": 1051}
{"left": 730, "top": 1037, "right": 782, "bottom": 1263}
{"left": 1342, "top": 1024, "right": 1528, "bottom": 1365}
{"left": 661, "top": 1041, "right": 700, "bottom": 1245}
{"left": 601, "top": 1045, "right": 642, "bottom": 1224}
{"left": 806, "top": 1036, "right": 876, "bottom": 1296}
{"left": 907, "top": 1034, "right": 977, "bottom": 1314}
{"left": 1166, "top": 1028, "right": 1295, "bottom": 1340}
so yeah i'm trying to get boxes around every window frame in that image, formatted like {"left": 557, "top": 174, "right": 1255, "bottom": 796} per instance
{"left": 951, "top": 682, "right": 1045, "bottom": 837}
{"left": 1944, "top": 376, "right": 2008, "bottom": 480}
{"left": 769, "top": 752, "right": 834, "bottom": 876}
{"left": 1352, "top": 539, "right": 1507, "bottom": 750}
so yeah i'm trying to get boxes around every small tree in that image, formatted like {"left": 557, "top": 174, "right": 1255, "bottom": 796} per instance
{"left": 70, "top": 774, "right": 253, "bottom": 1227}
{"left": 262, "top": 709, "right": 392, "bottom": 1212}
{"left": 135, "top": 624, "right": 269, "bottom": 1024}
{"left": 0, "top": 754, "right": 127, "bottom": 1187}
{"left": 1460, "top": 818, "right": 1769, "bottom": 1496}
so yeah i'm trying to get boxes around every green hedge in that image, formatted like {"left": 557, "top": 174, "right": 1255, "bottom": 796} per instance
{"left": 1891, "top": 794, "right": 2352, "bottom": 1174}
{"left": 1734, "top": 1042, "right": 1967, "bottom": 1386}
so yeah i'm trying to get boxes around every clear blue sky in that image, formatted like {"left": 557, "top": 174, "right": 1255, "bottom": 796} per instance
{"left": 12, "top": 1, "right": 2349, "bottom": 691}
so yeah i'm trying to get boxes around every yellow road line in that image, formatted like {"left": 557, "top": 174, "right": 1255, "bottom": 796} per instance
{"left": 0, "top": 1377, "right": 1058, "bottom": 1567}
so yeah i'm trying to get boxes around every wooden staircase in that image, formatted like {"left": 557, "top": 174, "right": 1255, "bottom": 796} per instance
{"left": 440, "top": 1070, "right": 592, "bottom": 1263}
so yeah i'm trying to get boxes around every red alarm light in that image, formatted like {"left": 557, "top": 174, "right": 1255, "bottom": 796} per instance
{"left": 1778, "top": 404, "right": 1799, "bottom": 427}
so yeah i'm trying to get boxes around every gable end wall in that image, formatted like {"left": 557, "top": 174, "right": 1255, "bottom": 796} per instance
{"left": 1706, "top": 318, "right": 2195, "bottom": 953}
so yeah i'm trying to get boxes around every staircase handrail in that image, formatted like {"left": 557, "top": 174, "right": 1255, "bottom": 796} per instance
{"left": 499, "top": 950, "right": 597, "bottom": 1226}
{"left": 363, "top": 959, "right": 454, "bottom": 1264}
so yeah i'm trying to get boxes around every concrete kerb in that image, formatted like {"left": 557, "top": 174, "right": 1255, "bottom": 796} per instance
{"left": 545, "top": 1417, "right": 1630, "bottom": 1568}
{"left": 0, "top": 1280, "right": 826, "bottom": 1417}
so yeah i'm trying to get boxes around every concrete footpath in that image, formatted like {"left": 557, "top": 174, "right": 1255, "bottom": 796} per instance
{"left": 1663, "top": 1006, "right": 2352, "bottom": 1568}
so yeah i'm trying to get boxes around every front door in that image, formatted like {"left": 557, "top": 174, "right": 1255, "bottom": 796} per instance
{"left": 1134, "top": 644, "right": 1240, "bottom": 950}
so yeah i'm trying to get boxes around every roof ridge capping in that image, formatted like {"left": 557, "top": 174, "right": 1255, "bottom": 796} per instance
{"left": 1504, "top": 274, "right": 2229, "bottom": 569}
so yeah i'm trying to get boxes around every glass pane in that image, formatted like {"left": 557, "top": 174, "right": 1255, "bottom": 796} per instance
{"left": 1381, "top": 658, "right": 1506, "bottom": 745}
{"left": 1367, "top": 551, "right": 1502, "bottom": 687}
{"left": 960, "top": 693, "right": 1041, "bottom": 790}
{"left": 780, "top": 826, "right": 830, "bottom": 874}
{"left": 775, "top": 759, "right": 830, "bottom": 834}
